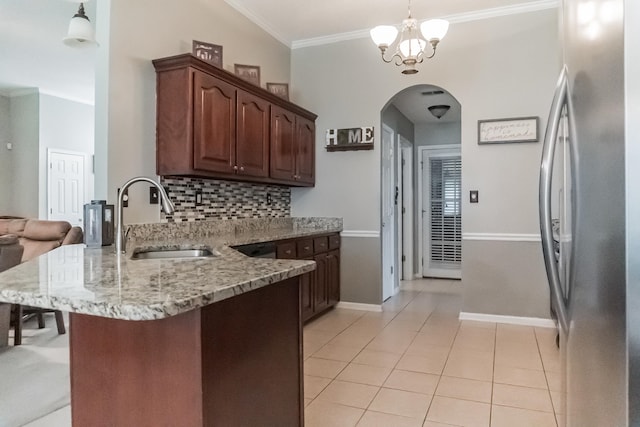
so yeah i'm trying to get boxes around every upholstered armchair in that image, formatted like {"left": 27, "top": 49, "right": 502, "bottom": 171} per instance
{"left": 0, "top": 218, "right": 84, "bottom": 345}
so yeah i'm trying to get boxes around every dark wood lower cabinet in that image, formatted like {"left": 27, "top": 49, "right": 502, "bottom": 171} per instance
{"left": 69, "top": 278, "right": 303, "bottom": 427}
{"left": 277, "top": 233, "right": 340, "bottom": 322}
{"left": 300, "top": 266, "right": 315, "bottom": 321}
{"left": 327, "top": 249, "right": 340, "bottom": 307}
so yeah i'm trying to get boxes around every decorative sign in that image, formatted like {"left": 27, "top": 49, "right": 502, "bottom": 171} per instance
{"left": 325, "top": 127, "right": 374, "bottom": 151}
{"left": 478, "top": 117, "right": 539, "bottom": 144}
{"left": 192, "top": 40, "right": 223, "bottom": 67}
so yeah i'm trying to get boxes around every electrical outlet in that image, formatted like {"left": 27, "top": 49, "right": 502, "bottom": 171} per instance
{"left": 118, "top": 188, "right": 129, "bottom": 208}
{"left": 470, "top": 190, "right": 479, "bottom": 203}
{"left": 195, "top": 190, "right": 203, "bottom": 206}
{"left": 266, "top": 193, "right": 272, "bottom": 205}
{"left": 149, "top": 186, "right": 159, "bottom": 204}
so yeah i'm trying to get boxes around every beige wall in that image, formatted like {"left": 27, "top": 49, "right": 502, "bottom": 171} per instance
{"left": 96, "top": 0, "right": 292, "bottom": 223}
{"left": 9, "top": 92, "right": 40, "bottom": 218}
{"left": 462, "top": 240, "right": 550, "bottom": 318}
{"left": 38, "top": 94, "right": 95, "bottom": 219}
{"left": 0, "top": 95, "right": 11, "bottom": 212}
{"left": 290, "top": 9, "right": 560, "bottom": 310}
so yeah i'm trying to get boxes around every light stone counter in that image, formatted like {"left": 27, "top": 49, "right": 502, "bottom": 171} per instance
{"left": 0, "top": 217, "right": 342, "bottom": 321}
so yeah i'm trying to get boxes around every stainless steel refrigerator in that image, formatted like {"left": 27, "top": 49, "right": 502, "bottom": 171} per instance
{"left": 539, "top": 0, "right": 640, "bottom": 425}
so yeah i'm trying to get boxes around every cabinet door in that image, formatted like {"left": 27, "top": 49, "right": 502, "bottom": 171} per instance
{"left": 314, "top": 253, "right": 329, "bottom": 313}
{"left": 236, "top": 90, "right": 270, "bottom": 177}
{"left": 301, "top": 264, "right": 315, "bottom": 322}
{"left": 193, "top": 71, "right": 236, "bottom": 174}
{"left": 326, "top": 249, "right": 340, "bottom": 307}
{"left": 295, "top": 116, "right": 315, "bottom": 185}
{"left": 270, "top": 105, "right": 297, "bottom": 181}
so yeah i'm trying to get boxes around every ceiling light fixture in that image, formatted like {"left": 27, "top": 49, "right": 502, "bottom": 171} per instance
{"left": 428, "top": 105, "right": 450, "bottom": 119}
{"left": 370, "top": 0, "right": 449, "bottom": 75}
{"left": 63, "top": 2, "right": 97, "bottom": 47}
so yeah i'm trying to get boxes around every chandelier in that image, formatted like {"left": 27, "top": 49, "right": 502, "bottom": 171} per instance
{"left": 370, "top": 0, "right": 449, "bottom": 74}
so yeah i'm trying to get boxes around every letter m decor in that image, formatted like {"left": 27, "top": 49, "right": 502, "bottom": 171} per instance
{"left": 325, "top": 127, "right": 374, "bottom": 151}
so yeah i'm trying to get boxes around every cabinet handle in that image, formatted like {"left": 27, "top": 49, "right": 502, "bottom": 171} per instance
{"left": 286, "top": 250, "right": 292, "bottom": 254}
{"left": 304, "top": 246, "right": 310, "bottom": 250}
{"left": 240, "top": 166, "right": 245, "bottom": 171}
{"left": 233, "top": 165, "right": 238, "bottom": 171}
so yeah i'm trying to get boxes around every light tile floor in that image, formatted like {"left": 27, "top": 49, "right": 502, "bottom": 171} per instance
{"left": 24, "top": 278, "right": 562, "bottom": 427}
{"left": 304, "top": 279, "right": 561, "bottom": 427}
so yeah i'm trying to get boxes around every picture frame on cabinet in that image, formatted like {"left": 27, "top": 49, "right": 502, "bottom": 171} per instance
{"left": 192, "top": 40, "right": 223, "bottom": 67}
{"left": 266, "top": 83, "right": 289, "bottom": 100}
{"left": 234, "top": 64, "right": 261, "bottom": 86}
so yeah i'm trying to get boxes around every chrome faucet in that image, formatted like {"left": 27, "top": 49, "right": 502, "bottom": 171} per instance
{"left": 115, "top": 176, "right": 175, "bottom": 254}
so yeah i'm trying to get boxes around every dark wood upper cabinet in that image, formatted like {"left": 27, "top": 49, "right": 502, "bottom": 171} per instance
{"left": 193, "top": 72, "right": 236, "bottom": 174}
{"left": 295, "top": 116, "right": 315, "bottom": 185}
{"left": 153, "top": 54, "right": 316, "bottom": 186}
{"left": 270, "top": 105, "right": 296, "bottom": 181}
{"left": 236, "top": 90, "right": 270, "bottom": 177}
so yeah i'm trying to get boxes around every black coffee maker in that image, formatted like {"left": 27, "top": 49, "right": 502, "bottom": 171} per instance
{"left": 83, "top": 200, "right": 114, "bottom": 247}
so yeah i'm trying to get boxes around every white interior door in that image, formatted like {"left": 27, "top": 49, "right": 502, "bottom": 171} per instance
{"left": 421, "top": 148, "right": 462, "bottom": 279}
{"left": 48, "top": 150, "right": 85, "bottom": 226}
{"left": 401, "top": 144, "right": 413, "bottom": 280}
{"left": 396, "top": 136, "right": 413, "bottom": 281}
{"left": 382, "top": 125, "right": 396, "bottom": 300}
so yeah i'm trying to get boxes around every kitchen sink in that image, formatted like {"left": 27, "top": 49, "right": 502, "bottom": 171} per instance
{"left": 130, "top": 248, "right": 218, "bottom": 260}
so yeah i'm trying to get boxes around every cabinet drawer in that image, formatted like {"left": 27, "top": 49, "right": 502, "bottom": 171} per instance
{"left": 328, "top": 234, "right": 340, "bottom": 250}
{"left": 276, "top": 242, "right": 296, "bottom": 259}
{"left": 297, "top": 239, "right": 314, "bottom": 258}
{"left": 313, "top": 237, "right": 329, "bottom": 254}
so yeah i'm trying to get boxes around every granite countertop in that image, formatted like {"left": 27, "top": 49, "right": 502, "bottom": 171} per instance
{"left": 0, "top": 217, "right": 342, "bottom": 321}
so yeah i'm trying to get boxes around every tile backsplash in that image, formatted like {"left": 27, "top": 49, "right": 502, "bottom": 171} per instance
{"left": 160, "top": 176, "right": 290, "bottom": 222}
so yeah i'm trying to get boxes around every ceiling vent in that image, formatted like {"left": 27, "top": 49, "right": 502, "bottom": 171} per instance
{"left": 421, "top": 90, "right": 444, "bottom": 96}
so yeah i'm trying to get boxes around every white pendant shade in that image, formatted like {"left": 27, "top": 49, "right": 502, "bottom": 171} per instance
{"left": 420, "top": 19, "right": 449, "bottom": 41}
{"left": 370, "top": 25, "right": 398, "bottom": 47}
{"left": 399, "top": 38, "right": 427, "bottom": 58}
{"left": 63, "top": 3, "right": 97, "bottom": 47}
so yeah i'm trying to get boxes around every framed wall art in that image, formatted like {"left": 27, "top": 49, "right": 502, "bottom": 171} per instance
{"left": 478, "top": 116, "right": 539, "bottom": 144}
{"left": 234, "top": 64, "right": 261, "bottom": 86}
{"left": 192, "top": 40, "right": 222, "bottom": 67}
{"left": 266, "top": 83, "right": 289, "bottom": 100}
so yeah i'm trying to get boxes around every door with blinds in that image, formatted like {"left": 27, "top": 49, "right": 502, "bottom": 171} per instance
{"left": 422, "top": 150, "right": 462, "bottom": 278}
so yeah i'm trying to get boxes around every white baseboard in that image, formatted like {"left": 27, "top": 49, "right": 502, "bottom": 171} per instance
{"left": 336, "top": 302, "right": 383, "bottom": 312}
{"left": 459, "top": 312, "right": 556, "bottom": 328}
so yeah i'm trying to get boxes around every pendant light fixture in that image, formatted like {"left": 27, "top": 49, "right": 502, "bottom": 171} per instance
{"left": 428, "top": 105, "right": 451, "bottom": 119}
{"left": 63, "top": 2, "right": 97, "bottom": 47}
{"left": 370, "top": 0, "right": 449, "bottom": 74}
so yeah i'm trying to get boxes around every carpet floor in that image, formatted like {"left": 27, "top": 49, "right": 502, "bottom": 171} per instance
{"left": 0, "top": 314, "right": 70, "bottom": 427}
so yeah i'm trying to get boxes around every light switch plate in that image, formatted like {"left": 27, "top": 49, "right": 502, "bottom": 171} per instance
{"left": 470, "top": 190, "right": 479, "bottom": 203}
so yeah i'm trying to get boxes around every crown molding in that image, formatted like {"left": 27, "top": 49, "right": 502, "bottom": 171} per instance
{"left": 292, "top": 0, "right": 558, "bottom": 49}
{"left": 224, "top": 0, "right": 292, "bottom": 47}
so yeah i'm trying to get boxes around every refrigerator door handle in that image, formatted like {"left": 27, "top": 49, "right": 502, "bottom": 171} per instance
{"left": 539, "top": 66, "right": 570, "bottom": 333}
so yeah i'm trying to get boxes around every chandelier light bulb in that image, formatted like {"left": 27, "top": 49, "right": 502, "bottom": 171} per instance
{"left": 421, "top": 19, "right": 450, "bottom": 42}
{"left": 399, "top": 38, "right": 426, "bottom": 58}
{"left": 370, "top": 26, "right": 399, "bottom": 48}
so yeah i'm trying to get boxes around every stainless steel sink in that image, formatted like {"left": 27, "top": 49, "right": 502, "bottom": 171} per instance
{"left": 130, "top": 248, "right": 217, "bottom": 260}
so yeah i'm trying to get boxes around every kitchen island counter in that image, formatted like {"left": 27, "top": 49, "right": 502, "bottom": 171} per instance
{"left": 0, "top": 216, "right": 342, "bottom": 320}
{"left": 0, "top": 217, "right": 342, "bottom": 426}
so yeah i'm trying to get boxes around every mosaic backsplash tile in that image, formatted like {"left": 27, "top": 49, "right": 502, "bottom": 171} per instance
{"left": 160, "top": 176, "right": 290, "bottom": 222}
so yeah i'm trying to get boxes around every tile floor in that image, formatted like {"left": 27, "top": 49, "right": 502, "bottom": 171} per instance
{"left": 23, "top": 278, "right": 562, "bottom": 427}
{"left": 303, "top": 279, "right": 562, "bottom": 427}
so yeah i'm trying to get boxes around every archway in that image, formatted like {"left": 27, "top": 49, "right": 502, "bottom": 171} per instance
{"left": 380, "top": 84, "right": 462, "bottom": 300}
